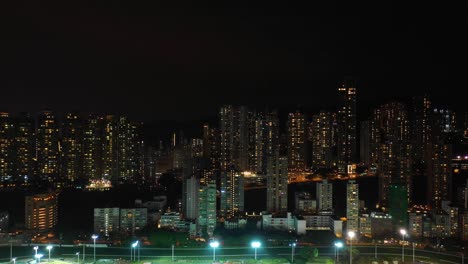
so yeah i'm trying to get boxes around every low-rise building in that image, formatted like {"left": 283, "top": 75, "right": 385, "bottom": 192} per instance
{"left": 262, "top": 212, "right": 306, "bottom": 235}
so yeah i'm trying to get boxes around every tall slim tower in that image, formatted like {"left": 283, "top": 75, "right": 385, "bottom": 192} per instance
{"left": 266, "top": 153, "right": 288, "bottom": 213}
{"left": 427, "top": 143, "right": 452, "bottom": 209}
{"left": 61, "top": 112, "right": 83, "bottom": 184}
{"left": 337, "top": 81, "right": 357, "bottom": 174}
{"left": 198, "top": 182, "right": 217, "bottom": 237}
{"left": 36, "top": 110, "right": 59, "bottom": 183}
{"left": 287, "top": 110, "right": 306, "bottom": 172}
{"left": 219, "top": 105, "right": 250, "bottom": 171}
{"left": 184, "top": 175, "right": 199, "bottom": 220}
{"left": 371, "top": 102, "right": 412, "bottom": 206}
{"left": 310, "top": 111, "right": 333, "bottom": 168}
{"left": 347, "top": 180, "right": 359, "bottom": 233}
{"left": 220, "top": 167, "right": 244, "bottom": 217}
{"left": 83, "top": 114, "right": 105, "bottom": 181}
{"left": 316, "top": 179, "right": 333, "bottom": 214}
{"left": 14, "top": 113, "right": 35, "bottom": 183}
{"left": 411, "top": 95, "right": 432, "bottom": 163}
{"left": 0, "top": 112, "right": 14, "bottom": 183}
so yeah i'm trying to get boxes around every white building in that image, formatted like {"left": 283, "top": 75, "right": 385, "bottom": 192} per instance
{"left": 261, "top": 212, "right": 306, "bottom": 235}
{"left": 346, "top": 180, "right": 359, "bottom": 233}
{"left": 94, "top": 208, "right": 120, "bottom": 237}
{"left": 302, "top": 214, "right": 342, "bottom": 237}
{"left": 198, "top": 183, "right": 217, "bottom": 237}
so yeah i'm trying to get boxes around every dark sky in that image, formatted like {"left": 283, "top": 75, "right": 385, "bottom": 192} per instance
{"left": 0, "top": 1, "right": 466, "bottom": 122}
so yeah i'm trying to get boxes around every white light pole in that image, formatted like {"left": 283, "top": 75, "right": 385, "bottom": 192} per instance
{"left": 334, "top": 241, "right": 343, "bottom": 263}
{"left": 251, "top": 241, "right": 261, "bottom": 260}
{"left": 290, "top": 243, "right": 296, "bottom": 263}
{"left": 412, "top": 242, "right": 415, "bottom": 263}
{"left": 209, "top": 241, "right": 219, "bottom": 261}
{"left": 35, "top": 254, "right": 43, "bottom": 264}
{"left": 76, "top": 252, "right": 80, "bottom": 264}
{"left": 33, "top": 246, "right": 39, "bottom": 256}
{"left": 12, "top": 258, "right": 16, "bottom": 264}
{"left": 92, "top": 235, "right": 98, "bottom": 263}
{"left": 46, "top": 246, "right": 52, "bottom": 262}
{"left": 400, "top": 229, "right": 407, "bottom": 263}
{"left": 132, "top": 241, "right": 138, "bottom": 261}
{"left": 171, "top": 245, "right": 174, "bottom": 261}
{"left": 348, "top": 231, "right": 355, "bottom": 264}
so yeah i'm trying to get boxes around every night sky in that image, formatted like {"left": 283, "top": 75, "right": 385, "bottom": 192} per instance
{"left": 0, "top": 2, "right": 465, "bottom": 122}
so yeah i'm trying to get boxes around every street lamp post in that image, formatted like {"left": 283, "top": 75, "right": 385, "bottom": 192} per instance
{"left": 289, "top": 243, "right": 296, "bottom": 263}
{"left": 46, "top": 246, "right": 52, "bottom": 262}
{"left": 171, "top": 245, "right": 174, "bottom": 261}
{"left": 400, "top": 229, "right": 407, "bottom": 263}
{"left": 76, "top": 252, "right": 80, "bottom": 264}
{"left": 209, "top": 241, "right": 219, "bottom": 261}
{"left": 251, "top": 241, "right": 261, "bottom": 261}
{"left": 348, "top": 231, "right": 355, "bottom": 264}
{"left": 12, "top": 258, "right": 16, "bottom": 264}
{"left": 33, "top": 246, "right": 39, "bottom": 256}
{"left": 373, "top": 240, "right": 377, "bottom": 259}
{"left": 412, "top": 242, "right": 415, "bottom": 263}
{"left": 334, "top": 242, "right": 343, "bottom": 263}
{"left": 132, "top": 241, "right": 138, "bottom": 261}
{"left": 92, "top": 235, "right": 98, "bottom": 263}
{"left": 36, "top": 254, "right": 43, "bottom": 264}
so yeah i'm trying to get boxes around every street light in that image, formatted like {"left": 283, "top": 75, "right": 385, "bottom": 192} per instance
{"left": 348, "top": 231, "right": 356, "bottom": 264}
{"left": 35, "top": 254, "right": 44, "bottom": 264}
{"left": 76, "top": 252, "right": 80, "bottom": 264}
{"left": 33, "top": 246, "right": 39, "bottom": 256}
{"left": 209, "top": 241, "right": 220, "bottom": 261}
{"left": 46, "top": 246, "right": 53, "bottom": 262}
{"left": 91, "top": 235, "right": 98, "bottom": 263}
{"left": 400, "top": 229, "right": 407, "bottom": 263}
{"left": 12, "top": 257, "right": 16, "bottom": 264}
{"left": 251, "top": 241, "right": 261, "bottom": 260}
{"left": 289, "top": 243, "right": 296, "bottom": 263}
{"left": 334, "top": 241, "right": 343, "bottom": 263}
{"left": 132, "top": 241, "right": 138, "bottom": 261}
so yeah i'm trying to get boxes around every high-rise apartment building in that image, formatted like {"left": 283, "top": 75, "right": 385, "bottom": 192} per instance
{"left": 198, "top": 182, "right": 217, "bottom": 237}
{"left": 316, "top": 179, "right": 333, "bottom": 214}
{"left": 0, "top": 112, "right": 14, "bottom": 183}
{"left": 266, "top": 153, "right": 288, "bottom": 213}
{"left": 94, "top": 207, "right": 120, "bottom": 237}
{"left": 310, "top": 112, "right": 333, "bottom": 168}
{"left": 83, "top": 114, "right": 105, "bottom": 181}
{"left": 120, "top": 208, "right": 148, "bottom": 234}
{"left": 427, "top": 143, "right": 452, "bottom": 209}
{"left": 25, "top": 192, "right": 59, "bottom": 232}
{"left": 337, "top": 81, "right": 357, "bottom": 174}
{"left": 36, "top": 110, "right": 60, "bottom": 183}
{"left": 220, "top": 167, "right": 244, "bottom": 217}
{"left": 61, "top": 113, "right": 83, "bottom": 184}
{"left": 184, "top": 176, "right": 199, "bottom": 220}
{"left": 371, "top": 102, "right": 412, "bottom": 206}
{"left": 15, "top": 113, "right": 35, "bottom": 183}
{"left": 219, "top": 105, "right": 250, "bottom": 171}
{"left": 287, "top": 110, "right": 306, "bottom": 172}
{"left": 346, "top": 180, "right": 359, "bottom": 233}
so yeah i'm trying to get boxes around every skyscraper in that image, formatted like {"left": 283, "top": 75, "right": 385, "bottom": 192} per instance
{"left": 266, "top": 153, "right": 288, "bottom": 213}
{"left": 371, "top": 102, "right": 412, "bottom": 206}
{"left": 184, "top": 175, "right": 199, "bottom": 220}
{"left": 427, "top": 143, "right": 452, "bottom": 209}
{"left": 219, "top": 105, "right": 250, "bottom": 171}
{"left": 337, "top": 81, "right": 357, "bottom": 174}
{"left": 316, "top": 179, "right": 333, "bottom": 214}
{"left": 61, "top": 112, "right": 83, "bottom": 184}
{"left": 198, "top": 182, "right": 217, "bottom": 237}
{"left": 0, "top": 112, "right": 14, "bottom": 183}
{"left": 346, "top": 180, "right": 359, "bottom": 233}
{"left": 250, "top": 111, "right": 279, "bottom": 174}
{"left": 36, "top": 110, "right": 60, "bottom": 183}
{"left": 287, "top": 110, "right": 306, "bottom": 172}
{"left": 220, "top": 167, "right": 244, "bottom": 217}
{"left": 310, "top": 111, "right": 333, "bottom": 168}
{"left": 359, "top": 120, "right": 371, "bottom": 166}
{"left": 83, "top": 114, "right": 105, "bottom": 181}
{"left": 411, "top": 95, "right": 432, "bottom": 163}
{"left": 115, "top": 116, "right": 140, "bottom": 184}
{"left": 14, "top": 113, "right": 35, "bottom": 184}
